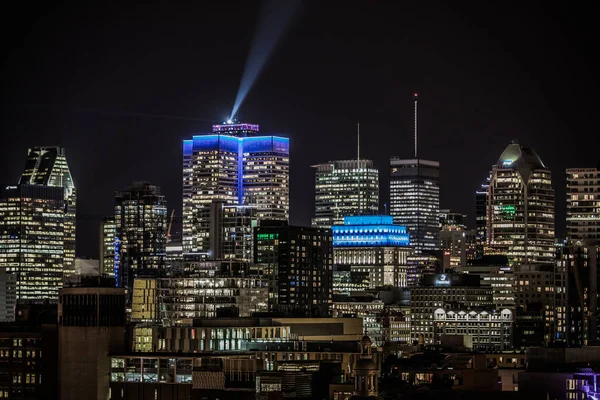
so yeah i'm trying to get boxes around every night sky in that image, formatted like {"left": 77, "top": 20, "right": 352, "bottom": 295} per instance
{"left": 1, "top": 2, "right": 598, "bottom": 258}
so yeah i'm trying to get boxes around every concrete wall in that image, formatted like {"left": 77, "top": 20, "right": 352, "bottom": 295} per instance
{"left": 59, "top": 326, "right": 125, "bottom": 400}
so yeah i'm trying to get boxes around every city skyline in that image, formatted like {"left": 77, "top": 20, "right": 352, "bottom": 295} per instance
{"left": 1, "top": 2, "right": 598, "bottom": 258}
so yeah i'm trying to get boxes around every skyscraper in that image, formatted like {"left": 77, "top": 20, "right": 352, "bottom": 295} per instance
{"left": 0, "top": 184, "right": 65, "bottom": 303}
{"left": 114, "top": 182, "right": 167, "bottom": 295}
{"left": 312, "top": 159, "right": 379, "bottom": 228}
{"left": 389, "top": 158, "right": 440, "bottom": 252}
{"left": 19, "top": 147, "right": 76, "bottom": 275}
{"left": 475, "top": 177, "right": 490, "bottom": 259}
{"left": 254, "top": 221, "right": 332, "bottom": 316}
{"left": 99, "top": 216, "right": 116, "bottom": 277}
{"left": 486, "top": 142, "right": 555, "bottom": 265}
{"left": 183, "top": 121, "right": 289, "bottom": 253}
{"left": 566, "top": 167, "right": 600, "bottom": 241}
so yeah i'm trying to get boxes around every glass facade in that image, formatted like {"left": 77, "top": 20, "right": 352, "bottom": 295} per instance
{"left": 312, "top": 159, "right": 379, "bottom": 228}
{"left": 0, "top": 185, "right": 65, "bottom": 303}
{"left": 182, "top": 122, "right": 289, "bottom": 253}
{"left": 100, "top": 216, "right": 116, "bottom": 277}
{"left": 254, "top": 224, "right": 332, "bottom": 315}
{"left": 487, "top": 143, "right": 555, "bottom": 265}
{"left": 159, "top": 276, "right": 268, "bottom": 323}
{"left": 475, "top": 177, "right": 490, "bottom": 259}
{"left": 389, "top": 158, "right": 440, "bottom": 252}
{"left": 18, "top": 147, "right": 76, "bottom": 276}
{"left": 114, "top": 182, "right": 167, "bottom": 296}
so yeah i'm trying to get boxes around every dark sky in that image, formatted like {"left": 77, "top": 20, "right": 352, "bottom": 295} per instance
{"left": 1, "top": 1, "right": 598, "bottom": 258}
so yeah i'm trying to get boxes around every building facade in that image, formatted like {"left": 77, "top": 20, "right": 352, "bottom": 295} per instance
{"left": 559, "top": 241, "right": 600, "bottom": 346}
{"left": 58, "top": 278, "right": 126, "bottom": 400}
{"left": 475, "top": 177, "right": 490, "bottom": 259}
{"left": 0, "top": 269, "right": 16, "bottom": 322}
{"left": 513, "top": 263, "right": 564, "bottom": 347}
{"left": 332, "top": 215, "right": 411, "bottom": 289}
{"left": 159, "top": 274, "right": 269, "bottom": 324}
{"left": 312, "top": 159, "right": 379, "bottom": 228}
{"left": 567, "top": 167, "right": 600, "bottom": 241}
{"left": 99, "top": 216, "right": 116, "bottom": 277}
{"left": 0, "top": 185, "right": 65, "bottom": 303}
{"left": 410, "top": 274, "right": 493, "bottom": 345}
{"left": 389, "top": 158, "right": 440, "bottom": 252}
{"left": 114, "top": 182, "right": 168, "bottom": 295}
{"left": 254, "top": 222, "right": 332, "bottom": 316}
{"left": 486, "top": 142, "right": 555, "bottom": 265}
{"left": 433, "top": 308, "right": 513, "bottom": 351}
{"left": 182, "top": 122, "right": 289, "bottom": 253}
{"left": 18, "top": 147, "right": 76, "bottom": 276}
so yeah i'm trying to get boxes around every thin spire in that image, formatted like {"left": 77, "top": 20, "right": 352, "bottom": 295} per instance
{"left": 357, "top": 122, "right": 361, "bottom": 216}
{"left": 414, "top": 92, "right": 418, "bottom": 158}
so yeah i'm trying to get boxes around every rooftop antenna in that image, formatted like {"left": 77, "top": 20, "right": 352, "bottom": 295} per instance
{"left": 414, "top": 92, "right": 418, "bottom": 158}
{"left": 357, "top": 122, "right": 361, "bottom": 216}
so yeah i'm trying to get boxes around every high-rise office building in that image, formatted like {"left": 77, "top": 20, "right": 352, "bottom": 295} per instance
{"left": 389, "top": 158, "right": 440, "bottom": 252}
{"left": 486, "top": 142, "right": 555, "bottom": 265}
{"left": 558, "top": 241, "right": 600, "bottom": 346}
{"left": 99, "top": 216, "right": 116, "bottom": 277}
{"left": 19, "top": 147, "right": 76, "bottom": 275}
{"left": 254, "top": 221, "right": 332, "bottom": 316}
{"left": 114, "top": 182, "right": 167, "bottom": 295}
{"left": 183, "top": 122, "right": 289, "bottom": 253}
{"left": 0, "top": 185, "right": 65, "bottom": 303}
{"left": 567, "top": 167, "right": 600, "bottom": 241}
{"left": 475, "top": 177, "right": 490, "bottom": 259}
{"left": 312, "top": 160, "right": 379, "bottom": 228}
{"left": 514, "top": 263, "right": 564, "bottom": 347}
{"left": 331, "top": 215, "right": 411, "bottom": 288}
{"left": 207, "top": 200, "right": 257, "bottom": 262}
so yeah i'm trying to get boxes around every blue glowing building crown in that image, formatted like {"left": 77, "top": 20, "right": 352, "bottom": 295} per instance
{"left": 332, "top": 215, "right": 410, "bottom": 247}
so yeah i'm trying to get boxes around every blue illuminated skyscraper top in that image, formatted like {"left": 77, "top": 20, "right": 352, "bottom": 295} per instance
{"left": 183, "top": 120, "right": 290, "bottom": 253}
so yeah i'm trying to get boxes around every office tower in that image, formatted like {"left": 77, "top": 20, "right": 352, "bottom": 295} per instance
{"left": 475, "top": 177, "right": 490, "bottom": 259}
{"left": 19, "top": 147, "right": 76, "bottom": 275}
{"left": 312, "top": 159, "right": 379, "bottom": 228}
{"left": 0, "top": 185, "right": 65, "bottom": 303}
{"left": 114, "top": 182, "right": 167, "bottom": 295}
{"left": 459, "top": 255, "right": 515, "bottom": 309}
{"left": 0, "top": 268, "right": 16, "bottom": 322}
{"left": 99, "top": 216, "right": 116, "bottom": 277}
{"left": 332, "top": 215, "right": 411, "bottom": 288}
{"left": 567, "top": 167, "right": 600, "bottom": 241}
{"left": 558, "top": 241, "right": 600, "bottom": 346}
{"left": 208, "top": 200, "right": 257, "bottom": 261}
{"left": 254, "top": 221, "right": 332, "bottom": 316}
{"left": 513, "top": 263, "right": 564, "bottom": 347}
{"left": 58, "top": 276, "right": 125, "bottom": 400}
{"left": 389, "top": 158, "right": 440, "bottom": 252}
{"left": 439, "top": 209, "right": 467, "bottom": 229}
{"left": 486, "top": 142, "right": 555, "bottom": 265}
{"left": 183, "top": 121, "right": 289, "bottom": 253}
